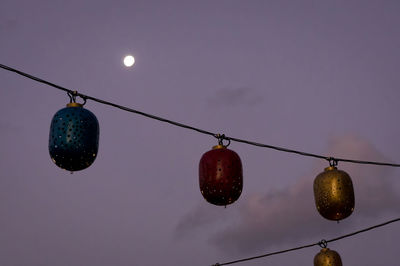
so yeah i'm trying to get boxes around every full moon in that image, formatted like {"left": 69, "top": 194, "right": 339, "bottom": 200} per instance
{"left": 123, "top": 55, "right": 135, "bottom": 67}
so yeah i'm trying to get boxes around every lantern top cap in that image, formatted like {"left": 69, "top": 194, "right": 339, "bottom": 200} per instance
{"left": 66, "top": 102, "right": 83, "bottom": 108}
{"left": 212, "top": 144, "right": 227, "bottom": 150}
{"left": 324, "top": 166, "right": 337, "bottom": 171}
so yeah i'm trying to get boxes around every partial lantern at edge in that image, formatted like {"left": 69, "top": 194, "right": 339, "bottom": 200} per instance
{"left": 314, "top": 248, "right": 343, "bottom": 266}
{"left": 49, "top": 102, "right": 99, "bottom": 172}
{"left": 313, "top": 165, "right": 355, "bottom": 221}
{"left": 199, "top": 144, "right": 243, "bottom": 206}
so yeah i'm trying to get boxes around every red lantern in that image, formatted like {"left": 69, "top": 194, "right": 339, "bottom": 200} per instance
{"left": 199, "top": 144, "right": 243, "bottom": 206}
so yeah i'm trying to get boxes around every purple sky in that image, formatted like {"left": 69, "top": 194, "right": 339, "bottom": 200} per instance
{"left": 1, "top": 1, "right": 400, "bottom": 265}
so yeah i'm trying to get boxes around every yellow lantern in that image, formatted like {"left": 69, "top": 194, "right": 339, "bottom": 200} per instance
{"left": 314, "top": 248, "right": 343, "bottom": 266}
{"left": 313, "top": 161, "right": 355, "bottom": 221}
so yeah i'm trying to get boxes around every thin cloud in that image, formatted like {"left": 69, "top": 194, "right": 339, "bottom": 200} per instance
{"left": 207, "top": 87, "right": 264, "bottom": 107}
{"left": 0, "top": 19, "right": 18, "bottom": 32}
{"left": 175, "top": 203, "right": 229, "bottom": 239}
{"left": 176, "top": 136, "right": 400, "bottom": 255}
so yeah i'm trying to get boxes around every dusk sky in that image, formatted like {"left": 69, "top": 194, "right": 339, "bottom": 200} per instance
{"left": 1, "top": 1, "right": 400, "bottom": 265}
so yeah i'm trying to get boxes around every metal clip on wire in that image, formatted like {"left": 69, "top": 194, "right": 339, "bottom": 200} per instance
{"left": 318, "top": 239, "right": 328, "bottom": 248}
{"left": 67, "top": 90, "right": 86, "bottom": 106}
{"left": 215, "top": 133, "right": 231, "bottom": 147}
{"left": 327, "top": 157, "right": 338, "bottom": 167}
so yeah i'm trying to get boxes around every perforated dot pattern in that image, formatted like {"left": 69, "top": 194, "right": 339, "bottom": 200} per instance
{"left": 313, "top": 167, "right": 355, "bottom": 221}
{"left": 199, "top": 147, "right": 243, "bottom": 206}
{"left": 49, "top": 106, "right": 99, "bottom": 171}
{"left": 314, "top": 248, "right": 343, "bottom": 266}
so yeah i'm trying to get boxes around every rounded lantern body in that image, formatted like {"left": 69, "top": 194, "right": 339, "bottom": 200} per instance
{"left": 314, "top": 248, "right": 343, "bottom": 266}
{"left": 49, "top": 103, "right": 99, "bottom": 171}
{"left": 199, "top": 145, "right": 243, "bottom": 206}
{"left": 314, "top": 166, "right": 355, "bottom": 221}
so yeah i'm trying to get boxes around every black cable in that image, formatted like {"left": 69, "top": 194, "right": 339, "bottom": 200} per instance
{"left": 1, "top": 63, "right": 400, "bottom": 167}
{"left": 82, "top": 94, "right": 217, "bottom": 137}
{"left": 326, "top": 217, "right": 400, "bottom": 243}
{"left": 212, "top": 243, "right": 318, "bottom": 266}
{"left": 212, "top": 217, "right": 400, "bottom": 266}
{"left": 0, "top": 63, "right": 216, "bottom": 138}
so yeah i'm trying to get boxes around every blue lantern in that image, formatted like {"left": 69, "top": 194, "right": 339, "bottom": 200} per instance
{"left": 49, "top": 102, "right": 99, "bottom": 172}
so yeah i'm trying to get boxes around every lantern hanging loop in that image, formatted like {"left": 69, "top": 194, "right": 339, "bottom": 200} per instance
{"left": 67, "top": 90, "right": 87, "bottom": 106}
{"left": 327, "top": 157, "right": 338, "bottom": 167}
{"left": 67, "top": 91, "right": 74, "bottom": 103}
{"left": 215, "top": 133, "right": 231, "bottom": 147}
{"left": 318, "top": 239, "right": 328, "bottom": 248}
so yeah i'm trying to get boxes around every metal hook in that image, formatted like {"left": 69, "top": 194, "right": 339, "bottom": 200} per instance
{"left": 327, "top": 157, "right": 338, "bottom": 167}
{"left": 67, "top": 90, "right": 78, "bottom": 103}
{"left": 215, "top": 134, "right": 231, "bottom": 147}
{"left": 71, "top": 90, "right": 78, "bottom": 103}
{"left": 79, "top": 95, "right": 87, "bottom": 106}
{"left": 318, "top": 239, "right": 328, "bottom": 248}
{"left": 67, "top": 92, "right": 73, "bottom": 103}
{"left": 67, "top": 91, "right": 87, "bottom": 106}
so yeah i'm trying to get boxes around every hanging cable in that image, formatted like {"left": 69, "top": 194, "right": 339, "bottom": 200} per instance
{"left": 1, "top": 63, "right": 400, "bottom": 167}
{"left": 212, "top": 217, "right": 400, "bottom": 265}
